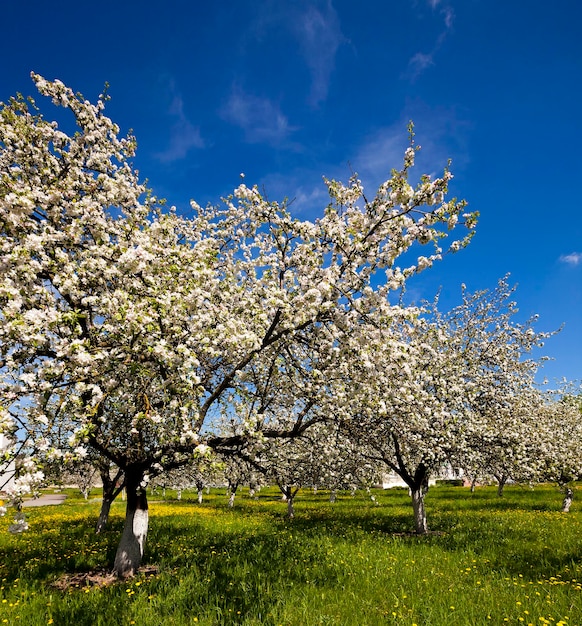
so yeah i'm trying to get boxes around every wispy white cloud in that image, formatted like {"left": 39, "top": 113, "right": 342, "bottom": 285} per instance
{"left": 408, "top": 52, "right": 436, "bottom": 80}
{"left": 352, "top": 125, "right": 409, "bottom": 189}
{"left": 291, "top": 0, "right": 346, "bottom": 106}
{"left": 261, "top": 171, "right": 330, "bottom": 217}
{"left": 249, "top": 1, "right": 346, "bottom": 107}
{"left": 560, "top": 252, "right": 582, "bottom": 266}
{"left": 221, "top": 86, "right": 295, "bottom": 146}
{"left": 352, "top": 103, "right": 471, "bottom": 191}
{"left": 155, "top": 92, "right": 204, "bottom": 163}
{"left": 406, "top": 0, "right": 455, "bottom": 81}
{"left": 441, "top": 5, "right": 454, "bottom": 29}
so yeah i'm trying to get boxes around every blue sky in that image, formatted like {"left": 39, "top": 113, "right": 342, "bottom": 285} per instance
{"left": 1, "top": 0, "right": 580, "bottom": 384}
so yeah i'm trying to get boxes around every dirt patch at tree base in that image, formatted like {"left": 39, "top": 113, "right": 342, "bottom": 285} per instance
{"left": 52, "top": 565, "right": 159, "bottom": 590}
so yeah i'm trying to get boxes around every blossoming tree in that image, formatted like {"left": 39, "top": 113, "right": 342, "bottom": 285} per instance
{"left": 340, "top": 279, "right": 551, "bottom": 533}
{"left": 0, "top": 75, "right": 475, "bottom": 576}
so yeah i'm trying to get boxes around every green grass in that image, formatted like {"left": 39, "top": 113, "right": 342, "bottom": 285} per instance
{"left": 0, "top": 484, "right": 581, "bottom": 625}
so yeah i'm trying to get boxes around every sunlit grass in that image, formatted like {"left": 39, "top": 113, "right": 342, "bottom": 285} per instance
{"left": 0, "top": 484, "right": 581, "bottom": 624}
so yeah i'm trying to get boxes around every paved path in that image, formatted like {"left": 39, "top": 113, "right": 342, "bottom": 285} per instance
{"left": 21, "top": 493, "right": 67, "bottom": 507}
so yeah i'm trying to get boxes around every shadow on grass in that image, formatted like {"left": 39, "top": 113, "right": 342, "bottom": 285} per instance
{"left": 0, "top": 512, "right": 121, "bottom": 581}
{"left": 2, "top": 485, "right": 580, "bottom": 626}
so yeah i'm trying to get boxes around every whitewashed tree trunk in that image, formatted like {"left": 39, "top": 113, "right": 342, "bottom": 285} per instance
{"left": 113, "top": 469, "right": 148, "bottom": 578}
{"left": 287, "top": 495, "right": 295, "bottom": 518}
{"left": 329, "top": 489, "right": 337, "bottom": 503}
{"left": 228, "top": 491, "right": 236, "bottom": 508}
{"left": 411, "top": 487, "right": 428, "bottom": 534}
{"left": 177, "top": 488, "right": 182, "bottom": 500}
{"left": 197, "top": 489, "right": 203, "bottom": 504}
{"left": 562, "top": 488, "right": 573, "bottom": 513}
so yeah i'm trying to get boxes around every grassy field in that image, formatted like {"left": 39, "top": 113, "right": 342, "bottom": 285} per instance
{"left": 0, "top": 483, "right": 581, "bottom": 625}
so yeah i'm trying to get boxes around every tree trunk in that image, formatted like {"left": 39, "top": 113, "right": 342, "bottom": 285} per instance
{"left": 287, "top": 495, "right": 295, "bottom": 518}
{"left": 496, "top": 475, "right": 507, "bottom": 497}
{"left": 197, "top": 489, "right": 203, "bottom": 504}
{"left": 411, "top": 487, "right": 428, "bottom": 534}
{"left": 227, "top": 480, "right": 239, "bottom": 507}
{"left": 177, "top": 488, "right": 182, "bottom": 501}
{"left": 96, "top": 494, "right": 114, "bottom": 534}
{"left": 562, "top": 487, "right": 573, "bottom": 513}
{"left": 113, "top": 468, "right": 148, "bottom": 579}
{"left": 95, "top": 465, "right": 124, "bottom": 534}
{"left": 329, "top": 489, "right": 337, "bottom": 503}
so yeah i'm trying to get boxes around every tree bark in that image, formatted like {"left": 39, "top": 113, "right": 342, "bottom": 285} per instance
{"left": 496, "top": 475, "right": 507, "bottom": 497}
{"left": 411, "top": 487, "right": 428, "bottom": 534}
{"left": 95, "top": 465, "right": 125, "bottom": 534}
{"left": 96, "top": 495, "right": 114, "bottom": 534}
{"left": 287, "top": 496, "right": 295, "bottom": 518}
{"left": 113, "top": 468, "right": 148, "bottom": 578}
{"left": 562, "top": 487, "right": 573, "bottom": 513}
{"left": 227, "top": 479, "right": 239, "bottom": 507}
{"left": 197, "top": 489, "right": 204, "bottom": 504}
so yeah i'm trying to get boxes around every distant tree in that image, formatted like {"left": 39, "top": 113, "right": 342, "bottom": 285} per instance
{"left": 527, "top": 388, "right": 582, "bottom": 511}
{"left": 149, "top": 447, "right": 221, "bottom": 501}
{"left": 341, "top": 279, "right": 551, "bottom": 533}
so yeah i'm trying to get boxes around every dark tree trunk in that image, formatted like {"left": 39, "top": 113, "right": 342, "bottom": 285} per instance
{"left": 95, "top": 465, "right": 125, "bottom": 534}
{"left": 96, "top": 496, "right": 113, "bottom": 534}
{"left": 196, "top": 479, "right": 204, "bottom": 504}
{"left": 112, "top": 467, "right": 148, "bottom": 578}
{"left": 389, "top": 436, "right": 431, "bottom": 534}
{"left": 404, "top": 462, "right": 430, "bottom": 534}
{"left": 279, "top": 485, "right": 298, "bottom": 518}
{"left": 496, "top": 474, "right": 507, "bottom": 497}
